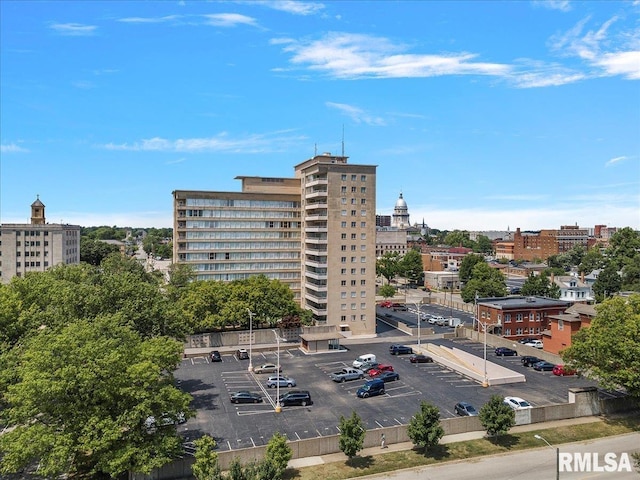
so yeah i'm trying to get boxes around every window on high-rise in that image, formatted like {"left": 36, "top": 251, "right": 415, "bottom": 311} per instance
{"left": 351, "top": 175, "right": 357, "bottom": 181}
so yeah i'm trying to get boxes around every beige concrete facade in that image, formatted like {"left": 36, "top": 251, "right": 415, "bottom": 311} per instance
{"left": 295, "top": 154, "right": 377, "bottom": 336}
{"left": 173, "top": 155, "right": 377, "bottom": 336}
{"left": 172, "top": 180, "right": 302, "bottom": 296}
{"left": 0, "top": 198, "right": 81, "bottom": 283}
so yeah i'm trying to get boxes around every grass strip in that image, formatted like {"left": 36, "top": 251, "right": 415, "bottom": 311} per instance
{"left": 285, "top": 415, "right": 640, "bottom": 480}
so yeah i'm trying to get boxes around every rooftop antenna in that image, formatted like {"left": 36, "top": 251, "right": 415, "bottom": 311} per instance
{"left": 314, "top": 143, "right": 317, "bottom": 157}
{"left": 341, "top": 124, "right": 345, "bottom": 157}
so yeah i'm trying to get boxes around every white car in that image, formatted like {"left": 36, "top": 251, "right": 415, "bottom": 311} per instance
{"left": 524, "top": 340, "right": 543, "bottom": 349}
{"left": 504, "top": 396, "right": 533, "bottom": 410}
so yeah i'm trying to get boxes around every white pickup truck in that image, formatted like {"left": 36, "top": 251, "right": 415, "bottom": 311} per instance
{"left": 330, "top": 367, "right": 365, "bottom": 383}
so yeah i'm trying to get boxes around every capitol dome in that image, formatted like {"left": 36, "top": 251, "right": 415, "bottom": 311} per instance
{"left": 395, "top": 193, "right": 407, "bottom": 209}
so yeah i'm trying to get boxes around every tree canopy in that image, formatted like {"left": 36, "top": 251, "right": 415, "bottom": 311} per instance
{"left": 520, "top": 272, "right": 560, "bottom": 298}
{"left": 177, "top": 275, "right": 307, "bottom": 333}
{"left": 562, "top": 294, "right": 640, "bottom": 398}
{"left": 0, "top": 256, "right": 193, "bottom": 477}
{"left": 376, "top": 252, "right": 401, "bottom": 285}
{"left": 407, "top": 401, "right": 444, "bottom": 451}
{"left": 0, "top": 317, "right": 191, "bottom": 477}
{"left": 479, "top": 395, "right": 515, "bottom": 437}
{"left": 338, "top": 411, "right": 365, "bottom": 459}
{"left": 400, "top": 248, "right": 424, "bottom": 284}
{"left": 460, "top": 262, "right": 507, "bottom": 302}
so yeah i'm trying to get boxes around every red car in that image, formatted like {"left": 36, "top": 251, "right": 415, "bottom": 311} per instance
{"left": 553, "top": 365, "right": 577, "bottom": 376}
{"left": 369, "top": 364, "right": 394, "bottom": 377}
{"left": 379, "top": 301, "right": 392, "bottom": 308}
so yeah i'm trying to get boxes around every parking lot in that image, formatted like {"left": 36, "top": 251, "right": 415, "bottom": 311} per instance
{"left": 175, "top": 323, "right": 599, "bottom": 452}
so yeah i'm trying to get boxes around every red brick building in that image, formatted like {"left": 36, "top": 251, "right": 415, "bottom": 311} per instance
{"left": 476, "top": 296, "right": 571, "bottom": 341}
{"left": 543, "top": 303, "right": 596, "bottom": 355}
{"left": 513, "top": 225, "right": 590, "bottom": 262}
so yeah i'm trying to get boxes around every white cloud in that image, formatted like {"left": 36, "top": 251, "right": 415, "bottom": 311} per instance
{"left": 101, "top": 131, "right": 306, "bottom": 153}
{"left": 280, "top": 32, "right": 511, "bottom": 79}
{"left": 118, "top": 15, "right": 182, "bottom": 24}
{"left": 49, "top": 23, "right": 97, "bottom": 36}
{"left": 202, "top": 13, "right": 258, "bottom": 28}
{"left": 605, "top": 156, "right": 629, "bottom": 167}
{"left": 72, "top": 80, "right": 95, "bottom": 89}
{"left": 0, "top": 143, "right": 29, "bottom": 153}
{"left": 325, "top": 102, "right": 385, "bottom": 126}
{"left": 252, "top": 0, "right": 325, "bottom": 15}
{"left": 549, "top": 16, "right": 640, "bottom": 80}
{"left": 532, "top": 0, "right": 572, "bottom": 12}
{"left": 594, "top": 51, "right": 640, "bottom": 79}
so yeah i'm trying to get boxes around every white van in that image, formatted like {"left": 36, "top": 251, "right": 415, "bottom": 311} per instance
{"left": 353, "top": 354, "right": 376, "bottom": 368}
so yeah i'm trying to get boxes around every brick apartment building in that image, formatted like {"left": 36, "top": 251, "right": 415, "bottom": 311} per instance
{"left": 513, "top": 225, "right": 590, "bottom": 262}
{"left": 476, "top": 296, "right": 571, "bottom": 341}
{"left": 543, "top": 303, "right": 596, "bottom": 354}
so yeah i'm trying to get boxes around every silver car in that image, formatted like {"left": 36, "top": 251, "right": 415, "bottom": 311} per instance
{"left": 266, "top": 376, "right": 296, "bottom": 388}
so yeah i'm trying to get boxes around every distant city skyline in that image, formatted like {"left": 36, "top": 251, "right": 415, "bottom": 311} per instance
{"left": 1, "top": 1, "right": 638, "bottom": 231}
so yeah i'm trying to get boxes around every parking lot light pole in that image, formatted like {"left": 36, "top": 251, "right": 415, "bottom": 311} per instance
{"left": 409, "top": 300, "right": 421, "bottom": 351}
{"left": 479, "top": 319, "right": 489, "bottom": 388}
{"left": 272, "top": 329, "right": 282, "bottom": 413}
{"left": 247, "top": 309, "right": 255, "bottom": 372}
{"left": 534, "top": 434, "right": 559, "bottom": 480}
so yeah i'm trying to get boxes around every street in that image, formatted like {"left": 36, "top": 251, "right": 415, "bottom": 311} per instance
{"left": 361, "top": 433, "right": 640, "bottom": 480}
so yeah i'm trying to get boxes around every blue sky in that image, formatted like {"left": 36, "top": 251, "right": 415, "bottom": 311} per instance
{"left": 1, "top": 0, "right": 639, "bottom": 231}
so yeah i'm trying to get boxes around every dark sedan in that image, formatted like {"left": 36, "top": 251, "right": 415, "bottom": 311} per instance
{"left": 495, "top": 347, "right": 518, "bottom": 356}
{"left": 377, "top": 371, "right": 400, "bottom": 383}
{"left": 210, "top": 350, "right": 222, "bottom": 362}
{"left": 409, "top": 354, "right": 434, "bottom": 364}
{"left": 521, "top": 356, "right": 542, "bottom": 367}
{"left": 230, "top": 391, "right": 263, "bottom": 404}
{"left": 454, "top": 402, "right": 478, "bottom": 416}
{"left": 533, "top": 361, "right": 556, "bottom": 372}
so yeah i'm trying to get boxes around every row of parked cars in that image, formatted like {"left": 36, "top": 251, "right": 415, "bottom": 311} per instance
{"left": 220, "top": 349, "right": 313, "bottom": 407}
{"left": 494, "top": 348, "right": 577, "bottom": 376}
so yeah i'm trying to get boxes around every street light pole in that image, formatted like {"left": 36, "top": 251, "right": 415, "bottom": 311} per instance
{"left": 272, "top": 329, "right": 282, "bottom": 414}
{"left": 247, "top": 308, "right": 254, "bottom": 372}
{"left": 534, "top": 434, "right": 559, "bottom": 480}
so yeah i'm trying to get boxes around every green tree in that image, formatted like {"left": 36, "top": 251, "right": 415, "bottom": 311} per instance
{"left": 461, "top": 263, "right": 507, "bottom": 302}
{"left": 227, "top": 457, "right": 247, "bottom": 480}
{"left": 606, "top": 227, "right": 640, "bottom": 269}
{"left": 474, "top": 235, "right": 494, "bottom": 254}
{"left": 407, "top": 401, "right": 444, "bottom": 452}
{"left": 479, "top": 395, "right": 515, "bottom": 437}
{"left": 520, "top": 273, "right": 560, "bottom": 299}
{"left": 562, "top": 295, "right": 640, "bottom": 398}
{"left": 592, "top": 263, "right": 622, "bottom": 301}
{"left": 376, "top": 252, "right": 401, "bottom": 285}
{"left": 80, "top": 237, "right": 121, "bottom": 265}
{"left": 378, "top": 284, "right": 396, "bottom": 299}
{"left": 338, "top": 411, "right": 365, "bottom": 459}
{"left": 579, "top": 247, "right": 605, "bottom": 275}
{"left": 400, "top": 248, "right": 424, "bottom": 284}
{"left": 459, "top": 254, "right": 485, "bottom": 284}
{"left": 0, "top": 317, "right": 192, "bottom": 477}
{"left": 264, "top": 431, "right": 292, "bottom": 480}
{"left": 444, "top": 230, "right": 473, "bottom": 248}
{"left": 192, "top": 435, "right": 223, "bottom": 480}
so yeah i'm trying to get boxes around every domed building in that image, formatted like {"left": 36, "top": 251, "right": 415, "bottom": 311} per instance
{"left": 391, "top": 192, "right": 410, "bottom": 230}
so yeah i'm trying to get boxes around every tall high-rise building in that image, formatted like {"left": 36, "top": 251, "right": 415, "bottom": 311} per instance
{"left": 0, "top": 197, "right": 81, "bottom": 283}
{"left": 173, "top": 154, "right": 377, "bottom": 335}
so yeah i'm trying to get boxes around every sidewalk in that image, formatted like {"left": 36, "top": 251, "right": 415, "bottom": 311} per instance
{"left": 287, "top": 415, "right": 603, "bottom": 469}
